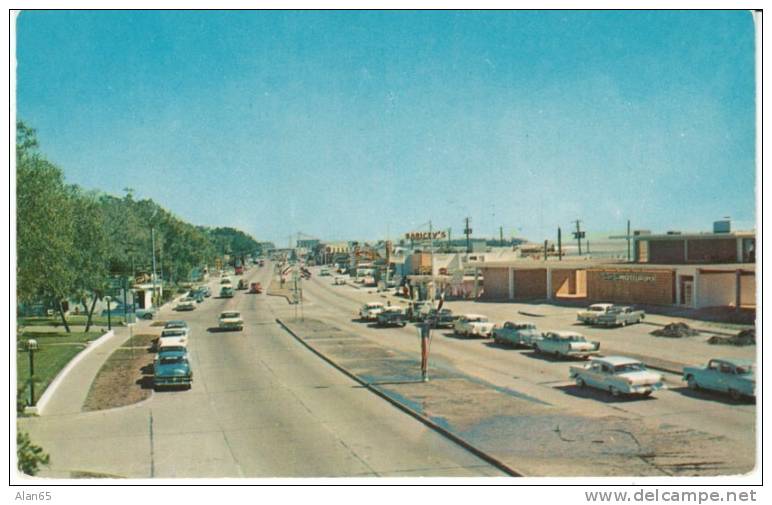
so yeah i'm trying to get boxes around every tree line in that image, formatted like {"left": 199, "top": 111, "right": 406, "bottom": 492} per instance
{"left": 16, "top": 121, "right": 261, "bottom": 331}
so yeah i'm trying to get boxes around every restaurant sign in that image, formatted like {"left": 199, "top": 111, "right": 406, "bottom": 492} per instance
{"left": 600, "top": 272, "right": 656, "bottom": 283}
{"left": 405, "top": 231, "right": 447, "bottom": 241}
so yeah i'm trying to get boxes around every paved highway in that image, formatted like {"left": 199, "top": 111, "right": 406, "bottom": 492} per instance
{"left": 20, "top": 262, "right": 503, "bottom": 478}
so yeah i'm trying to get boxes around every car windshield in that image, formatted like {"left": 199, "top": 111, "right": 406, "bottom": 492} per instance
{"left": 735, "top": 364, "right": 754, "bottom": 375}
{"left": 165, "top": 322, "right": 185, "bottom": 328}
{"left": 568, "top": 335, "right": 586, "bottom": 342}
{"left": 159, "top": 356, "right": 185, "bottom": 365}
{"left": 162, "top": 330, "right": 185, "bottom": 337}
{"left": 221, "top": 312, "right": 240, "bottom": 318}
{"left": 614, "top": 363, "right": 646, "bottom": 373}
{"left": 589, "top": 306, "right": 606, "bottom": 312}
{"left": 515, "top": 324, "right": 535, "bottom": 330}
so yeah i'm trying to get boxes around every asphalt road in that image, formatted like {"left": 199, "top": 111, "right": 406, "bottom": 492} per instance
{"left": 298, "top": 269, "right": 757, "bottom": 475}
{"left": 20, "top": 262, "right": 504, "bottom": 478}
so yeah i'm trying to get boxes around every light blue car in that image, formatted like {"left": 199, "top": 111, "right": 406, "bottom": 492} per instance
{"left": 683, "top": 358, "right": 755, "bottom": 400}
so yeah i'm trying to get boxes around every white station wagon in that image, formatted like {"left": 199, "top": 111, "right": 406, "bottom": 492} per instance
{"left": 453, "top": 314, "right": 496, "bottom": 338}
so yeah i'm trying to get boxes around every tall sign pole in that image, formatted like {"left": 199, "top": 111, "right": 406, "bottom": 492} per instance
{"left": 572, "top": 219, "right": 583, "bottom": 255}
{"left": 464, "top": 217, "right": 472, "bottom": 253}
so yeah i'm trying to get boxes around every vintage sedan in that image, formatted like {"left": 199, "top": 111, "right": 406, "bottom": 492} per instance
{"left": 570, "top": 356, "right": 666, "bottom": 397}
{"left": 154, "top": 349, "right": 193, "bottom": 390}
{"left": 163, "top": 320, "right": 190, "bottom": 338}
{"left": 359, "top": 302, "right": 385, "bottom": 321}
{"left": 595, "top": 306, "right": 645, "bottom": 327}
{"left": 535, "top": 331, "right": 600, "bottom": 359}
{"left": 492, "top": 321, "right": 542, "bottom": 348}
{"left": 237, "top": 279, "right": 248, "bottom": 290}
{"left": 427, "top": 308, "right": 456, "bottom": 329}
{"left": 406, "top": 301, "right": 433, "bottom": 322}
{"left": 218, "top": 311, "right": 244, "bottom": 331}
{"left": 683, "top": 358, "right": 755, "bottom": 400}
{"left": 576, "top": 303, "right": 615, "bottom": 325}
{"left": 175, "top": 298, "right": 196, "bottom": 311}
{"left": 219, "top": 286, "right": 234, "bottom": 298}
{"left": 158, "top": 328, "right": 189, "bottom": 351}
{"left": 453, "top": 314, "right": 496, "bottom": 338}
{"left": 249, "top": 282, "right": 262, "bottom": 294}
{"left": 333, "top": 276, "right": 347, "bottom": 285}
{"left": 376, "top": 307, "right": 407, "bottom": 327}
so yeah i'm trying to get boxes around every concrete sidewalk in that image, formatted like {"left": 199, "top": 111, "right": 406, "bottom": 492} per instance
{"left": 278, "top": 317, "right": 750, "bottom": 477}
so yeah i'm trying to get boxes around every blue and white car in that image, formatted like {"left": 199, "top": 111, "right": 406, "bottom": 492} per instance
{"left": 683, "top": 358, "right": 755, "bottom": 400}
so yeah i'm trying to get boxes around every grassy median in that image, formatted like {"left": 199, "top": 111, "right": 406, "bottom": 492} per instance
{"left": 16, "top": 331, "right": 104, "bottom": 412}
{"left": 82, "top": 334, "right": 156, "bottom": 412}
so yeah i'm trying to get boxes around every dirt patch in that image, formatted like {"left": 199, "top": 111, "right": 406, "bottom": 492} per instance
{"left": 650, "top": 322, "right": 700, "bottom": 338}
{"left": 267, "top": 279, "right": 301, "bottom": 303}
{"left": 150, "top": 321, "right": 168, "bottom": 327}
{"left": 82, "top": 338, "right": 154, "bottom": 411}
{"left": 708, "top": 328, "right": 756, "bottom": 346}
{"left": 122, "top": 333, "right": 158, "bottom": 349}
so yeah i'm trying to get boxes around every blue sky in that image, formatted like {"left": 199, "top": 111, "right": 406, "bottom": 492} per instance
{"left": 16, "top": 10, "right": 756, "bottom": 245}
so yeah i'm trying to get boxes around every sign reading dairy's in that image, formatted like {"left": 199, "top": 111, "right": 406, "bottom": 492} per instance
{"left": 600, "top": 272, "right": 656, "bottom": 283}
{"left": 405, "top": 231, "right": 448, "bottom": 241}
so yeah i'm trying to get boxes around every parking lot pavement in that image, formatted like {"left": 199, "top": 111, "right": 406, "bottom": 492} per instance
{"left": 278, "top": 316, "right": 754, "bottom": 477}
{"left": 307, "top": 271, "right": 755, "bottom": 374}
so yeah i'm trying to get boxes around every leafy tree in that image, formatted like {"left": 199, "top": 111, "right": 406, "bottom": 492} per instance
{"left": 17, "top": 431, "right": 50, "bottom": 476}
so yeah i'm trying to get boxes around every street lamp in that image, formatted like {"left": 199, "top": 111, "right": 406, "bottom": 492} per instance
{"left": 25, "top": 339, "right": 39, "bottom": 406}
{"left": 105, "top": 296, "right": 112, "bottom": 330}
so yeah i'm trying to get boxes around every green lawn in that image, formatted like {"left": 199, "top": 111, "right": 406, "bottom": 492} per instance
{"left": 19, "top": 315, "right": 129, "bottom": 327}
{"left": 16, "top": 331, "right": 104, "bottom": 411}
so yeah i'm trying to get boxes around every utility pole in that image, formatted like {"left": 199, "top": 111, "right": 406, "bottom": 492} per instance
{"left": 151, "top": 226, "right": 158, "bottom": 307}
{"left": 429, "top": 220, "right": 434, "bottom": 305}
{"left": 627, "top": 219, "right": 631, "bottom": 261}
{"left": 464, "top": 217, "right": 472, "bottom": 253}
{"left": 558, "top": 227, "right": 562, "bottom": 261}
{"left": 500, "top": 226, "right": 504, "bottom": 247}
{"left": 447, "top": 228, "right": 452, "bottom": 252}
{"left": 572, "top": 219, "right": 584, "bottom": 256}
{"left": 543, "top": 240, "right": 548, "bottom": 261}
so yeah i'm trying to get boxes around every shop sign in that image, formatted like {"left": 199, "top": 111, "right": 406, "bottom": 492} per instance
{"left": 600, "top": 272, "right": 656, "bottom": 283}
{"left": 405, "top": 231, "right": 447, "bottom": 241}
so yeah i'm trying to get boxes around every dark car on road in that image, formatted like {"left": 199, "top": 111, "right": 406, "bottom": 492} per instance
{"left": 428, "top": 308, "right": 456, "bottom": 329}
{"left": 154, "top": 349, "right": 193, "bottom": 390}
{"left": 376, "top": 307, "right": 407, "bottom": 327}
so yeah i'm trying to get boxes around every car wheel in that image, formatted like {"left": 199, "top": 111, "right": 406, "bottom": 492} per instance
{"left": 641, "top": 391, "right": 652, "bottom": 397}
{"left": 687, "top": 376, "right": 699, "bottom": 390}
{"left": 729, "top": 389, "right": 742, "bottom": 401}
{"left": 621, "top": 320, "right": 627, "bottom": 327}
{"left": 609, "top": 386, "right": 621, "bottom": 397}
{"left": 576, "top": 378, "right": 585, "bottom": 388}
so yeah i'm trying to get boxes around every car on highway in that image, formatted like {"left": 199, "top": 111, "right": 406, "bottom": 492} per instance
{"left": 237, "top": 279, "right": 248, "bottom": 290}
{"left": 164, "top": 320, "right": 190, "bottom": 338}
{"left": 175, "top": 298, "right": 196, "bottom": 311}
{"left": 492, "top": 321, "right": 542, "bottom": 348}
{"left": 249, "top": 282, "right": 262, "bottom": 294}
{"left": 595, "top": 306, "right": 645, "bottom": 327}
{"left": 333, "top": 276, "right": 347, "bottom": 285}
{"left": 153, "top": 348, "right": 193, "bottom": 390}
{"left": 570, "top": 356, "right": 666, "bottom": 397}
{"left": 359, "top": 302, "right": 385, "bottom": 321}
{"left": 320, "top": 267, "right": 331, "bottom": 276}
{"left": 200, "top": 286, "right": 212, "bottom": 297}
{"left": 406, "top": 301, "right": 433, "bottom": 322}
{"left": 577, "top": 303, "right": 615, "bottom": 325}
{"left": 219, "top": 286, "right": 234, "bottom": 298}
{"left": 683, "top": 358, "right": 755, "bottom": 400}
{"left": 376, "top": 307, "right": 407, "bottom": 327}
{"left": 427, "top": 308, "right": 456, "bottom": 329}
{"left": 220, "top": 277, "right": 232, "bottom": 285}
{"left": 158, "top": 328, "right": 189, "bottom": 351}
{"left": 535, "top": 331, "right": 600, "bottom": 359}
{"left": 219, "top": 311, "right": 244, "bottom": 331}
{"left": 453, "top": 314, "right": 496, "bottom": 338}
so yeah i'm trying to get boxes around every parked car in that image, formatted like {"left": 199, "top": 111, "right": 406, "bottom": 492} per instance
{"left": 376, "top": 307, "right": 407, "bottom": 327}
{"left": 453, "top": 314, "right": 496, "bottom": 338}
{"left": 333, "top": 276, "right": 347, "bottom": 285}
{"left": 683, "top": 358, "right": 755, "bottom": 400}
{"left": 219, "top": 286, "right": 234, "bottom": 298}
{"left": 158, "top": 328, "right": 189, "bottom": 351}
{"left": 218, "top": 311, "right": 244, "bottom": 331}
{"left": 154, "top": 348, "right": 193, "bottom": 390}
{"left": 359, "top": 302, "right": 385, "bottom": 321}
{"left": 427, "top": 308, "right": 456, "bottom": 329}
{"left": 249, "top": 282, "right": 262, "bottom": 294}
{"left": 406, "top": 301, "right": 433, "bottom": 322}
{"left": 577, "top": 303, "right": 615, "bottom": 325}
{"left": 595, "top": 306, "right": 645, "bottom": 327}
{"left": 570, "top": 356, "right": 666, "bottom": 397}
{"left": 320, "top": 267, "right": 331, "bottom": 276}
{"left": 189, "top": 289, "right": 205, "bottom": 303}
{"left": 175, "top": 299, "right": 196, "bottom": 311}
{"left": 492, "top": 321, "right": 542, "bottom": 348}
{"left": 535, "top": 331, "right": 600, "bottom": 359}
{"left": 220, "top": 277, "right": 232, "bottom": 285}
{"left": 201, "top": 286, "right": 212, "bottom": 298}
{"left": 235, "top": 265, "right": 244, "bottom": 275}
{"left": 237, "top": 279, "right": 248, "bottom": 290}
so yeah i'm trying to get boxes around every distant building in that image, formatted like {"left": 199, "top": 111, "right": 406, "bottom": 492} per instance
{"left": 633, "top": 231, "right": 755, "bottom": 264}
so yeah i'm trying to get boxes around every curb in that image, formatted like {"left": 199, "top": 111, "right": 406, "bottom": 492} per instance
{"left": 25, "top": 329, "right": 116, "bottom": 416}
{"left": 276, "top": 318, "right": 524, "bottom": 477}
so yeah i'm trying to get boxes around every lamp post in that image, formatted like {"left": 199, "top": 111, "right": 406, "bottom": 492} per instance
{"left": 25, "top": 339, "right": 39, "bottom": 406}
{"left": 105, "top": 296, "right": 112, "bottom": 330}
